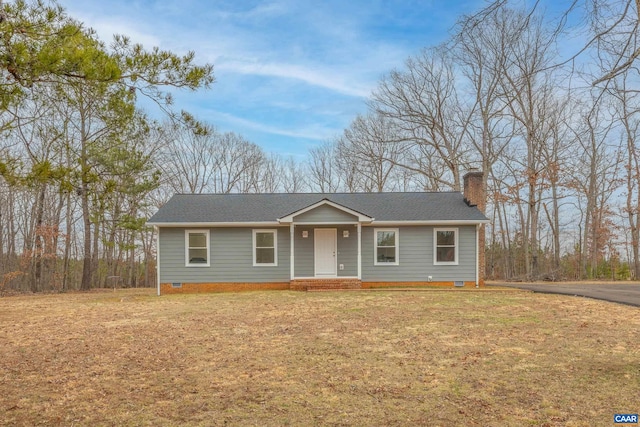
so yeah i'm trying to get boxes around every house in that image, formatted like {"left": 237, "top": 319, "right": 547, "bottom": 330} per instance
{"left": 147, "top": 171, "right": 489, "bottom": 295}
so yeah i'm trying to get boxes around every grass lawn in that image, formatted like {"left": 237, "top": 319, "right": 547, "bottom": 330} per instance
{"left": 0, "top": 288, "right": 638, "bottom": 426}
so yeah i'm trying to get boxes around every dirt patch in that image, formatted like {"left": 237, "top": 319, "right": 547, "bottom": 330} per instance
{"left": 1, "top": 289, "right": 638, "bottom": 426}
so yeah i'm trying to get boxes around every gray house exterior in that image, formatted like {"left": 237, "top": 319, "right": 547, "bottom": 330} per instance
{"left": 148, "top": 173, "right": 489, "bottom": 294}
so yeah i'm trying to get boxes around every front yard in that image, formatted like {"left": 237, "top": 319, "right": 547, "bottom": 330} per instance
{"left": 0, "top": 288, "right": 638, "bottom": 426}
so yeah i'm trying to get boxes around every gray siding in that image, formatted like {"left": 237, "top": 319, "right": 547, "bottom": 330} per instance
{"left": 159, "top": 227, "right": 290, "bottom": 283}
{"left": 294, "top": 225, "right": 358, "bottom": 277}
{"left": 159, "top": 224, "right": 477, "bottom": 284}
{"left": 337, "top": 226, "right": 358, "bottom": 277}
{"left": 361, "top": 225, "right": 477, "bottom": 282}
{"left": 293, "top": 204, "right": 358, "bottom": 223}
{"left": 294, "top": 226, "right": 314, "bottom": 277}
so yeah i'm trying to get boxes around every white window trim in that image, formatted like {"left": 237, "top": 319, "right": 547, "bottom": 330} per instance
{"left": 374, "top": 228, "right": 399, "bottom": 266}
{"left": 434, "top": 227, "right": 459, "bottom": 266}
{"left": 253, "top": 229, "right": 278, "bottom": 267}
{"left": 185, "top": 229, "right": 210, "bottom": 267}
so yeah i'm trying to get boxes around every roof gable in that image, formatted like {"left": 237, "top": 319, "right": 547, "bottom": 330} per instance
{"left": 278, "top": 199, "right": 373, "bottom": 223}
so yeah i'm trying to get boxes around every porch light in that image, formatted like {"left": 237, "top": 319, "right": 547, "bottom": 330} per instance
{"left": 302, "top": 230, "right": 308, "bottom": 238}
{"left": 343, "top": 230, "right": 349, "bottom": 238}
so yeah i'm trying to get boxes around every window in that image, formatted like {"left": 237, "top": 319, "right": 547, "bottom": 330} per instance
{"left": 185, "top": 230, "right": 210, "bottom": 267}
{"left": 374, "top": 228, "right": 399, "bottom": 265}
{"left": 253, "top": 229, "right": 277, "bottom": 266}
{"left": 434, "top": 228, "right": 458, "bottom": 265}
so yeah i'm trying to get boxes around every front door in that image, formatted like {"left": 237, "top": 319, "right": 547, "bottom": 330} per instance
{"left": 314, "top": 228, "right": 337, "bottom": 277}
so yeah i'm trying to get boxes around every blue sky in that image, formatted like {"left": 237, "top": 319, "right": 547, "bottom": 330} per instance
{"left": 59, "top": 0, "right": 567, "bottom": 158}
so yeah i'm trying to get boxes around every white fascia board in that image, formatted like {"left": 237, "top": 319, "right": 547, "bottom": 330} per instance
{"left": 288, "top": 221, "right": 361, "bottom": 225}
{"left": 148, "top": 219, "right": 489, "bottom": 227}
{"left": 366, "top": 219, "right": 490, "bottom": 226}
{"left": 278, "top": 199, "right": 373, "bottom": 223}
{"left": 147, "top": 221, "right": 283, "bottom": 227}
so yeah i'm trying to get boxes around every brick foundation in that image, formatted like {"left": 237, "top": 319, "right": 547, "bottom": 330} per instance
{"left": 159, "top": 282, "right": 290, "bottom": 295}
{"left": 362, "top": 281, "right": 480, "bottom": 289}
{"left": 290, "top": 278, "right": 362, "bottom": 291}
{"left": 160, "top": 279, "right": 482, "bottom": 294}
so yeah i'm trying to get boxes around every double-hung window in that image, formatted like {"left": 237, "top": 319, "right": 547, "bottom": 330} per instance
{"left": 434, "top": 228, "right": 458, "bottom": 265}
{"left": 185, "top": 230, "right": 210, "bottom": 267}
{"left": 374, "top": 228, "right": 399, "bottom": 265}
{"left": 253, "top": 229, "right": 277, "bottom": 266}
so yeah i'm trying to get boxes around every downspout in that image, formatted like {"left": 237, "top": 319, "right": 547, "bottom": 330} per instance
{"left": 357, "top": 223, "right": 362, "bottom": 280}
{"left": 155, "top": 226, "right": 161, "bottom": 296}
{"left": 475, "top": 224, "right": 479, "bottom": 288}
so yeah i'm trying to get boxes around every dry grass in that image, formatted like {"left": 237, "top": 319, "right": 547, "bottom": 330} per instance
{"left": 0, "top": 288, "right": 638, "bottom": 426}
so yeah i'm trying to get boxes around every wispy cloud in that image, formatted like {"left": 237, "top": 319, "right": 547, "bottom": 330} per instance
{"left": 220, "top": 60, "right": 371, "bottom": 98}
{"left": 59, "top": 0, "right": 488, "bottom": 156}
{"left": 209, "top": 110, "right": 331, "bottom": 141}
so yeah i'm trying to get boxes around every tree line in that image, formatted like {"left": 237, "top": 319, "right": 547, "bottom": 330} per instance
{"left": 0, "top": 0, "right": 213, "bottom": 291}
{"left": 307, "top": 0, "right": 640, "bottom": 281}
{"left": 1, "top": 0, "right": 639, "bottom": 292}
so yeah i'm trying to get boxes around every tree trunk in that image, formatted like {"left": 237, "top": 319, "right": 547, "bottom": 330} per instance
{"left": 31, "top": 184, "right": 46, "bottom": 292}
{"left": 0, "top": 209, "right": 4, "bottom": 273}
{"left": 92, "top": 212, "right": 100, "bottom": 287}
{"left": 80, "top": 108, "right": 93, "bottom": 291}
{"left": 80, "top": 182, "right": 92, "bottom": 290}
{"left": 62, "top": 190, "right": 72, "bottom": 291}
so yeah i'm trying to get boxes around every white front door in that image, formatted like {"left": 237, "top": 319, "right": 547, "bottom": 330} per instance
{"left": 314, "top": 228, "right": 337, "bottom": 277}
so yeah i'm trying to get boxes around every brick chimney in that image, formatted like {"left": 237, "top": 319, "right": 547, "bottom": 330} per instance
{"left": 463, "top": 169, "right": 486, "bottom": 286}
{"left": 463, "top": 169, "right": 485, "bottom": 211}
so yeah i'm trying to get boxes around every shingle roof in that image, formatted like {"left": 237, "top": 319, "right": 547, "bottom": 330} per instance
{"left": 147, "top": 192, "right": 488, "bottom": 224}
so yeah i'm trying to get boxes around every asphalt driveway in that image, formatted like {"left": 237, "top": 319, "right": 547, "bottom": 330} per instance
{"left": 491, "top": 283, "right": 640, "bottom": 307}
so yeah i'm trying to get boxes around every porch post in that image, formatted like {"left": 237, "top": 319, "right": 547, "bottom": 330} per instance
{"left": 357, "top": 223, "right": 362, "bottom": 280}
{"left": 290, "top": 223, "right": 295, "bottom": 280}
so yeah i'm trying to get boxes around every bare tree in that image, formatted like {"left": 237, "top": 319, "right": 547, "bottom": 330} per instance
{"left": 494, "top": 7, "right": 561, "bottom": 278}
{"left": 281, "top": 156, "right": 308, "bottom": 193}
{"left": 160, "top": 120, "right": 219, "bottom": 194}
{"left": 567, "top": 97, "right": 621, "bottom": 278}
{"left": 539, "top": 96, "right": 574, "bottom": 274}
{"left": 211, "top": 132, "right": 267, "bottom": 194}
{"left": 480, "top": 1, "right": 640, "bottom": 86}
{"left": 307, "top": 141, "right": 341, "bottom": 192}
{"left": 370, "top": 46, "right": 472, "bottom": 191}
{"left": 452, "top": 6, "right": 515, "bottom": 199}
{"left": 257, "top": 154, "right": 283, "bottom": 193}
{"left": 608, "top": 75, "right": 640, "bottom": 277}
{"left": 584, "top": 0, "right": 640, "bottom": 86}
{"left": 336, "top": 112, "right": 403, "bottom": 192}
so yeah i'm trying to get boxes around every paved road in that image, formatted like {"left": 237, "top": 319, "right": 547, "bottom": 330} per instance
{"left": 492, "top": 283, "right": 640, "bottom": 307}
